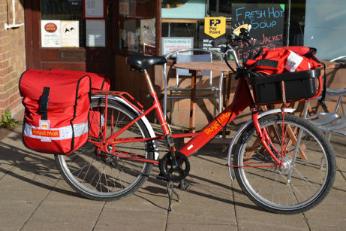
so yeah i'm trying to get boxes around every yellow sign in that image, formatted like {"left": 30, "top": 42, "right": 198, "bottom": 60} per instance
{"left": 204, "top": 17, "right": 226, "bottom": 39}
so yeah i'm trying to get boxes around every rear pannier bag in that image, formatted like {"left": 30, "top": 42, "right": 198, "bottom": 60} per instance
{"left": 19, "top": 69, "right": 91, "bottom": 155}
{"left": 245, "top": 46, "right": 324, "bottom": 104}
{"left": 50, "top": 69, "right": 110, "bottom": 91}
{"left": 50, "top": 69, "right": 110, "bottom": 139}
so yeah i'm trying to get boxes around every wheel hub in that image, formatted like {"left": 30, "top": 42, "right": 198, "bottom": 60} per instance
{"left": 280, "top": 157, "right": 293, "bottom": 175}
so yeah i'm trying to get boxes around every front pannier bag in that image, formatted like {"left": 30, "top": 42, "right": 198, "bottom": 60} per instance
{"left": 19, "top": 69, "right": 91, "bottom": 155}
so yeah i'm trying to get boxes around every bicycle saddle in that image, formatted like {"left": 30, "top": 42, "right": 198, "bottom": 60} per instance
{"left": 127, "top": 55, "right": 167, "bottom": 71}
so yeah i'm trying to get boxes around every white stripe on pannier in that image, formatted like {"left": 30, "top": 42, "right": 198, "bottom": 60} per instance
{"left": 24, "top": 122, "right": 88, "bottom": 141}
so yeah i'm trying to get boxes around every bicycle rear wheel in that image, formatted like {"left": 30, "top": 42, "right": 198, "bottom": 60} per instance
{"left": 233, "top": 114, "right": 335, "bottom": 213}
{"left": 55, "top": 98, "right": 154, "bottom": 200}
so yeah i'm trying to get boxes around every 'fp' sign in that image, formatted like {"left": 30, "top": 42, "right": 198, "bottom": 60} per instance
{"left": 204, "top": 17, "right": 226, "bottom": 39}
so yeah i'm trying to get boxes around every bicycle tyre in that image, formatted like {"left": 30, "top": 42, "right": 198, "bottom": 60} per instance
{"left": 55, "top": 98, "right": 154, "bottom": 200}
{"left": 233, "top": 114, "right": 335, "bottom": 214}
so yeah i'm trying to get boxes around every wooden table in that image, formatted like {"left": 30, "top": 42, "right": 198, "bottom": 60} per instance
{"left": 173, "top": 61, "right": 235, "bottom": 132}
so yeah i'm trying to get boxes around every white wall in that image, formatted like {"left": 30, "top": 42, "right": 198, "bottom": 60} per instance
{"left": 304, "top": 0, "right": 346, "bottom": 60}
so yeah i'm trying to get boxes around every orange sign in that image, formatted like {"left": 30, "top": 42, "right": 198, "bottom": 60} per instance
{"left": 44, "top": 23, "right": 58, "bottom": 33}
{"left": 32, "top": 129, "right": 60, "bottom": 138}
{"left": 204, "top": 112, "right": 232, "bottom": 135}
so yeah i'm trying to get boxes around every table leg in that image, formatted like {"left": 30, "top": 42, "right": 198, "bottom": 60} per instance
{"left": 189, "top": 70, "right": 197, "bottom": 132}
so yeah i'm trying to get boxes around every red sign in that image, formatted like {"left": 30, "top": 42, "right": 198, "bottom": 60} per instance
{"left": 44, "top": 23, "right": 58, "bottom": 33}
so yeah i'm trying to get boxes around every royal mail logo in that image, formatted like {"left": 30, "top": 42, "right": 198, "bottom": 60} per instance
{"left": 44, "top": 23, "right": 58, "bottom": 33}
{"left": 32, "top": 129, "right": 60, "bottom": 138}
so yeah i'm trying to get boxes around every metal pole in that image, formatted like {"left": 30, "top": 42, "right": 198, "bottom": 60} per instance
{"left": 286, "top": 0, "right": 292, "bottom": 46}
{"left": 206, "top": 0, "right": 209, "bottom": 15}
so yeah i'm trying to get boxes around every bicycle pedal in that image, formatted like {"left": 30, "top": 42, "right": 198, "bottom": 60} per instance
{"left": 156, "top": 173, "right": 169, "bottom": 182}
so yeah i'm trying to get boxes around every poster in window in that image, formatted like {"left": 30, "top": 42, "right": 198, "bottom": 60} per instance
{"left": 86, "top": 20, "right": 106, "bottom": 47}
{"left": 41, "top": 20, "right": 80, "bottom": 48}
{"left": 161, "top": 37, "right": 194, "bottom": 55}
{"left": 41, "top": 20, "right": 61, "bottom": 48}
{"left": 61, "top": 21, "right": 79, "bottom": 47}
{"left": 85, "top": 0, "right": 104, "bottom": 18}
{"left": 140, "top": 19, "right": 156, "bottom": 47}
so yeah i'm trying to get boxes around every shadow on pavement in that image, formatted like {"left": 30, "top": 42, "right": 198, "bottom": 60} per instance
{"left": 0, "top": 140, "right": 80, "bottom": 198}
{"left": 141, "top": 170, "right": 262, "bottom": 212}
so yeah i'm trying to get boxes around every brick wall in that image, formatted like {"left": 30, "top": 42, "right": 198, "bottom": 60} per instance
{"left": 0, "top": 0, "right": 26, "bottom": 120}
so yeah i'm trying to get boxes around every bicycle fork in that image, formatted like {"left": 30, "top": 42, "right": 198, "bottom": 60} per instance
{"left": 251, "top": 108, "right": 284, "bottom": 167}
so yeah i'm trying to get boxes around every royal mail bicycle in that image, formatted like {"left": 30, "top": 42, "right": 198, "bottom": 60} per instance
{"left": 22, "top": 26, "right": 336, "bottom": 214}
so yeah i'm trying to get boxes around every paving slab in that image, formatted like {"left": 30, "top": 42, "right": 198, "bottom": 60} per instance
{"left": 94, "top": 208, "right": 167, "bottom": 231}
{"left": 304, "top": 189, "right": 346, "bottom": 231}
{"left": 166, "top": 223, "right": 237, "bottom": 231}
{"left": 166, "top": 150, "right": 238, "bottom": 228}
{"left": 232, "top": 181, "right": 309, "bottom": 231}
{"left": 0, "top": 171, "right": 52, "bottom": 231}
{"left": 0, "top": 201, "right": 38, "bottom": 231}
{"left": 21, "top": 201, "right": 104, "bottom": 231}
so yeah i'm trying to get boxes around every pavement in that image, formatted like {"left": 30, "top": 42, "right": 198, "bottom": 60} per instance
{"left": 0, "top": 126, "right": 346, "bottom": 231}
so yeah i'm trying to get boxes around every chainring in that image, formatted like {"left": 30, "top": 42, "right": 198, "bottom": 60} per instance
{"left": 159, "top": 152, "right": 190, "bottom": 182}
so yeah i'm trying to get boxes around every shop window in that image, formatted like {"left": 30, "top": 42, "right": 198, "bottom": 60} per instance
{"left": 162, "top": 23, "right": 197, "bottom": 38}
{"left": 207, "top": 0, "right": 306, "bottom": 46}
{"left": 118, "top": 0, "right": 157, "bottom": 55}
{"left": 209, "top": 0, "right": 217, "bottom": 12}
{"left": 40, "top": 0, "right": 108, "bottom": 48}
{"left": 161, "top": 0, "right": 206, "bottom": 54}
{"left": 40, "top": 0, "right": 85, "bottom": 47}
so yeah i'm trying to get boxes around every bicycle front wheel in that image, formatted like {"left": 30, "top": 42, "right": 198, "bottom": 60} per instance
{"left": 55, "top": 98, "right": 154, "bottom": 200}
{"left": 233, "top": 114, "right": 335, "bottom": 214}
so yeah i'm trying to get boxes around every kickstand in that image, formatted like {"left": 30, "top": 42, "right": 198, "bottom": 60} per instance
{"left": 178, "top": 179, "right": 190, "bottom": 191}
{"left": 166, "top": 181, "right": 179, "bottom": 212}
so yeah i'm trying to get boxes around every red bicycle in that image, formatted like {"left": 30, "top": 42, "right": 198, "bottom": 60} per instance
{"left": 55, "top": 27, "right": 335, "bottom": 214}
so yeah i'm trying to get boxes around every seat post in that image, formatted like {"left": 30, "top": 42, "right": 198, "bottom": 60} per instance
{"left": 144, "top": 69, "right": 156, "bottom": 96}
{"left": 143, "top": 69, "right": 171, "bottom": 136}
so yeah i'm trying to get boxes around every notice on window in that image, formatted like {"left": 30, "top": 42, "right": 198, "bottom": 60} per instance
{"left": 41, "top": 20, "right": 61, "bottom": 47}
{"left": 140, "top": 19, "right": 156, "bottom": 47}
{"left": 85, "top": 0, "right": 104, "bottom": 18}
{"left": 41, "top": 20, "right": 79, "bottom": 48}
{"left": 161, "top": 37, "right": 194, "bottom": 55}
{"left": 61, "top": 21, "right": 79, "bottom": 47}
{"left": 86, "top": 20, "right": 106, "bottom": 47}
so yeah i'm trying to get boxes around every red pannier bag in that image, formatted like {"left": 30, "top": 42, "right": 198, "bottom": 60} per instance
{"left": 19, "top": 69, "right": 91, "bottom": 155}
{"left": 50, "top": 69, "right": 110, "bottom": 91}
{"left": 50, "top": 70, "right": 110, "bottom": 139}
{"left": 245, "top": 46, "right": 324, "bottom": 104}
{"left": 246, "top": 46, "right": 322, "bottom": 75}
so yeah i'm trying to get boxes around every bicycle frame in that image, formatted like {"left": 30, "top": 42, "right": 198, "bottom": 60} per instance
{"left": 90, "top": 67, "right": 284, "bottom": 167}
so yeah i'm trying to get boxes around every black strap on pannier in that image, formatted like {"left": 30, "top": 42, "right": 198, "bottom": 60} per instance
{"left": 39, "top": 87, "right": 50, "bottom": 120}
{"left": 255, "top": 59, "right": 278, "bottom": 68}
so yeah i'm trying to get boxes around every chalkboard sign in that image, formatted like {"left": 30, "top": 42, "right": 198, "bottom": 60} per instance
{"left": 232, "top": 3, "right": 286, "bottom": 48}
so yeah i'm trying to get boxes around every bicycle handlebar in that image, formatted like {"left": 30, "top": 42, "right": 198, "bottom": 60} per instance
{"left": 212, "top": 26, "right": 255, "bottom": 73}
